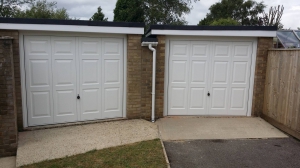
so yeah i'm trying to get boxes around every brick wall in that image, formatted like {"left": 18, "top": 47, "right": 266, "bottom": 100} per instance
{"left": 141, "top": 36, "right": 166, "bottom": 119}
{"left": 126, "top": 35, "right": 142, "bottom": 119}
{"left": 0, "top": 30, "right": 22, "bottom": 130}
{"left": 0, "top": 37, "right": 18, "bottom": 157}
{"left": 252, "top": 37, "right": 273, "bottom": 116}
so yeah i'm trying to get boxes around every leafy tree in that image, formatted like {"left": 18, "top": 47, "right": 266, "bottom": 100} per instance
{"left": 15, "top": 0, "right": 70, "bottom": 19}
{"left": 198, "top": 0, "right": 266, "bottom": 26}
{"left": 114, "top": 0, "right": 199, "bottom": 27}
{"left": 298, "top": 27, "right": 300, "bottom": 30}
{"left": 259, "top": 5, "right": 284, "bottom": 29}
{"left": 210, "top": 18, "right": 239, "bottom": 26}
{"left": 0, "top": 0, "right": 33, "bottom": 17}
{"left": 90, "top": 6, "right": 108, "bottom": 21}
{"left": 113, "top": 0, "right": 144, "bottom": 22}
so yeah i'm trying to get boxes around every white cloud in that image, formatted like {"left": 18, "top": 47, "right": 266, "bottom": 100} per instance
{"left": 54, "top": 0, "right": 300, "bottom": 29}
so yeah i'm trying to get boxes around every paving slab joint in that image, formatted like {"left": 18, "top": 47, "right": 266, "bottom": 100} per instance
{"left": 157, "top": 124, "right": 170, "bottom": 168}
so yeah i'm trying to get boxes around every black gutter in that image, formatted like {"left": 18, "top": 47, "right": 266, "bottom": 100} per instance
{"left": 0, "top": 17, "right": 145, "bottom": 28}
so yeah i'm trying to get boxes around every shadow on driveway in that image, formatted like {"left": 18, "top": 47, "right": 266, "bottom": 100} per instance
{"left": 164, "top": 138, "right": 300, "bottom": 168}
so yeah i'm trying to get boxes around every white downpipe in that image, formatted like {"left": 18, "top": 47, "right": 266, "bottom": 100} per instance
{"left": 148, "top": 44, "right": 156, "bottom": 122}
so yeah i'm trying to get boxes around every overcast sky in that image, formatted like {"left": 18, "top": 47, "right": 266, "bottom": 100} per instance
{"left": 54, "top": 0, "right": 300, "bottom": 29}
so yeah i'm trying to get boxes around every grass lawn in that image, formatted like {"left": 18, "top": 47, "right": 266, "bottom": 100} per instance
{"left": 22, "top": 139, "right": 167, "bottom": 168}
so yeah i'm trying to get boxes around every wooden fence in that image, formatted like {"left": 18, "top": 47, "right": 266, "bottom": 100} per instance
{"left": 262, "top": 49, "right": 300, "bottom": 139}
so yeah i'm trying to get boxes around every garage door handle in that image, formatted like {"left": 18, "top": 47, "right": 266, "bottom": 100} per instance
{"left": 77, "top": 94, "right": 80, "bottom": 99}
{"left": 207, "top": 92, "right": 210, "bottom": 96}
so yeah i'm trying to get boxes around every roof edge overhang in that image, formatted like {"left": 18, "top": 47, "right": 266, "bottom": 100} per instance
{"left": 0, "top": 17, "right": 145, "bottom": 34}
{"left": 146, "top": 25, "right": 277, "bottom": 37}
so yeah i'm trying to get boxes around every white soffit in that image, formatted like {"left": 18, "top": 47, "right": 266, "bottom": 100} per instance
{"left": 150, "top": 29, "right": 276, "bottom": 37}
{"left": 0, "top": 23, "right": 144, "bottom": 34}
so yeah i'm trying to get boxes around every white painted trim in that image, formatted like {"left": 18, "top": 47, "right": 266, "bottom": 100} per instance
{"left": 247, "top": 39, "right": 258, "bottom": 116}
{"left": 1, "top": 23, "right": 144, "bottom": 34}
{"left": 163, "top": 36, "right": 258, "bottom": 117}
{"left": 20, "top": 31, "right": 128, "bottom": 128}
{"left": 151, "top": 30, "right": 276, "bottom": 37}
{"left": 123, "top": 36, "right": 127, "bottom": 118}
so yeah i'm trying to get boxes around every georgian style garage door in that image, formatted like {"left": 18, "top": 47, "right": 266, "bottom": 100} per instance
{"left": 24, "top": 36, "right": 124, "bottom": 126}
{"left": 168, "top": 40, "right": 254, "bottom": 116}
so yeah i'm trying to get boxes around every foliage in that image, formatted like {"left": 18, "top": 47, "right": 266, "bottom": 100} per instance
{"left": 198, "top": 0, "right": 266, "bottom": 26}
{"left": 113, "top": 0, "right": 144, "bottom": 22}
{"left": 297, "top": 27, "right": 300, "bottom": 30}
{"left": 0, "top": 0, "right": 33, "bottom": 17}
{"left": 210, "top": 18, "right": 239, "bottom": 26}
{"left": 90, "top": 6, "right": 108, "bottom": 21}
{"left": 23, "top": 139, "right": 167, "bottom": 168}
{"left": 114, "top": 0, "right": 199, "bottom": 28}
{"left": 15, "top": 0, "right": 70, "bottom": 19}
{"left": 259, "top": 5, "right": 284, "bottom": 29}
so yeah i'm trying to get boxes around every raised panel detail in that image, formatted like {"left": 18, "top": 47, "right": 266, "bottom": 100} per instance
{"left": 82, "top": 89, "right": 99, "bottom": 113}
{"left": 172, "top": 61, "right": 187, "bottom": 83}
{"left": 53, "top": 41, "right": 73, "bottom": 54}
{"left": 214, "top": 45, "right": 230, "bottom": 57}
{"left": 54, "top": 60, "right": 73, "bottom": 86}
{"left": 104, "top": 88, "right": 120, "bottom": 111}
{"left": 211, "top": 88, "right": 227, "bottom": 109}
{"left": 170, "top": 88, "right": 186, "bottom": 109}
{"left": 82, "top": 42, "right": 100, "bottom": 54}
{"left": 104, "top": 42, "right": 120, "bottom": 55}
{"left": 230, "top": 88, "right": 246, "bottom": 109}
{"left": 173, "top": 44, "right": 188, "bottom": 56}
{"left": 82, "top": 60, "right": 99, "bottom": 84}
{"left": 192, "top": 44, "right": 208, "bottom": 57}
{"left": 232, "top": 62, "right": 248, "bottom": 84}
{"left": 29, "top": 41, "right": 48, "bottom": 54}
{"left": 104, "top": 60, "right": 120, "bottom": 83}
{"left": 234, "top": 45, "right": 250, "bottom": 57}
{"left": 56, "top": 90, "right": 75, "bottom": 115}
{"left": 31, "top": 92, "right": 51, "bottom": 117}
{"left": 213, "top": 62, "right": 228, "bottom": 83}
{"left": 190, "top": 88, "right": 204, "bottom": 109}
{"left": 30, "top": 60, "right": 49, "bottom": 86}
{"left": 191, "top": 61, "right": 206, "bottom": 83}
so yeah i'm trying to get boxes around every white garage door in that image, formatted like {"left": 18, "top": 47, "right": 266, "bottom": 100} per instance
{"left": 168, "top": 40, "right": 253, "bottom": 116}
{"left": 24, "top": 36, "right": 124, "bottom": 126}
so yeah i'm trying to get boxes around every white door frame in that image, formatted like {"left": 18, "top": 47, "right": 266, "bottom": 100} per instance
{"left": 20, "top": 31, "right": 127, "bottom": 127}
{"left": 163, "top": 36, "right": 258, "bottom": 117}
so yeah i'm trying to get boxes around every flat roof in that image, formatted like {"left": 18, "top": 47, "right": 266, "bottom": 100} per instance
{"left": 0, "top": 17, "right": 145, "bottom": 34}
{"left": 146, "top": 25, "right": 277, "bottom": 37}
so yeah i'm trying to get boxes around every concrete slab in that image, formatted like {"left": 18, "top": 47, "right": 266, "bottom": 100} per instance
{"left": 157, "top": 117, "right": 288, "bottom": 141}
{"left": 16, "top": 119, "right": 158, "bottom": 167}
{"left": 0, "top": 157, "right": 16, "bottom": 168}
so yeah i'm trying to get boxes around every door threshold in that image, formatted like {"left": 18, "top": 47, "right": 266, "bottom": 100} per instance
{"left": 23, "top": 118, "right": 127, "bottom": 131}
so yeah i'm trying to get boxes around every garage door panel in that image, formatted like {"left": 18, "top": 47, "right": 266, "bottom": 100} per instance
{"left": 29, "top": 60, "right": 50, "bottom": 87}
{"left": 232, "top": 62, "right": 249, "bottom": 84}
{"left": 55, "top": 90, "right": 76, "bottom": 116}
{"left": 171, "top": 61, "right": 188, "bottom": 83}
{"left": 211, "top": 88, "right": 227, "bottom": 109}
{"left": 233, "top": 42, "right": 252, "bottom": 58}
{"left": 81, "top": 41, "right": 101, "bottom": 55}
{"left": 190, "top": 61, "right": 207, "bottom": 84}
{"left": 103, "top": 41, "right": 121, "bottom": 55}
{"left": 82, "top": 89, "right": 100, "bottom": 114}
{"left": 172, "top": 44, "right": 189, "bottom": 57}
{"left": 214, "top": 43, "right": 231, "bottom": 57}
{"left": 170, "top": 87, "right": 187, "bottom": 109}
{"left": 82, "top": 60, "right": 100, "bottom": 85}
{"left": 212, "top": 61, "right": 229, "bottom": 84}
{"left": 53, "top": 40, "right": 75, "bottom": 55}
{"left": 104, "top": 60, "right": 120, "bottom": 84}
{"left": 104, "top": 88, "right": 120, "bottom": 112}
{"left": 31, "top": 91, "right": 51, "bottom": 117}
{"left": 189, "top": 88, "right": 205, "bottom": 109}
{"left": 28, "top": 41, "right": 50, "bottom": 56}
{"left": 53, "top": 60, "right": 74, "bottom": 86}
{"left": 191, "top": 44, "right": 209, "bottom": 57}
{"left": 230, "top": 88, "right": 246, "bottom": 109}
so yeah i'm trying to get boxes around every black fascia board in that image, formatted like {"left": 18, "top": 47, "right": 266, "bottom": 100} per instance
{"left": 0, "top": 17, "right": 145, "bottom": 28}
{"left": 141, "top": 37, "right": 158, "bottom": 43}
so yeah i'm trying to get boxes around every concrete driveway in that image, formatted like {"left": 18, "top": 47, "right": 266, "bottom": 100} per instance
{"left": 164, "top": 138, "right": 300, "bottom": 168}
